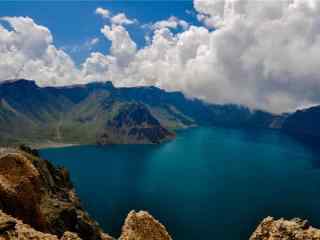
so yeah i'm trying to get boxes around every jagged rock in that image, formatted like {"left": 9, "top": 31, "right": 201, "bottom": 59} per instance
{"left": 0, "top": 210, "right": 84, "bottom": 240}
{"left": 98, "top": 103, "right": 175, "bottom": 145}
{"left": 119, "top": 211, "right": 172, "bottom": 240}
{"left": 0, "top": 147, "right": 106, "bottom": 240}
{"left": 0, "top": 209, "right": 59, "bottom": 240}
{"left": 250, "top": 217, "right": 320, "bottom": 240}
{"left": 0, "top": 147, "right": 169, "bottom": 240}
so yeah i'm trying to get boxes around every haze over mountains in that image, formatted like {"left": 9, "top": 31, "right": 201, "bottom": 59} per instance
{"left": 0, "top": 79, "right": 318, "bottom": 146}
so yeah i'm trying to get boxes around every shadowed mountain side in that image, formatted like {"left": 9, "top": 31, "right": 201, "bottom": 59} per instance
{"left": 98, "top": 103, "right": 175, "bottom": 144}
{"left": 0, "top": 79, "right": 320, "bottom": 146}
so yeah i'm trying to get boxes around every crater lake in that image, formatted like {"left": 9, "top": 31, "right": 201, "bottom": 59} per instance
{"left": 40, "top": 127, "right": 320, "bottom": 239}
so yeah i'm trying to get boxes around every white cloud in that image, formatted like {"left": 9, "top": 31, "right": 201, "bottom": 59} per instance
{"left": 85, "top": 0, "right": 320, "bottom": 113}
{"left": 2, "top": 1, "right": 320, "bottom": 114}
{"left": 100, "top": 24, "right": 137, "bottom": 67}
{"left": 152, "top": 16, "right": 189, "bottom": 30}
{"left": 95, "top": 7, "right": 110, "bottom": 19}
{"left": 95, "top": 7, "right": 137, "bottom": 26}
{"left": 63, "top": 37, "right": 100, "bottom": 53}
{"left": 111, "top": 13, "right": 137, "bottom": 25}
{"left": 0, "top": 17, "right": 81, "bottom": 86}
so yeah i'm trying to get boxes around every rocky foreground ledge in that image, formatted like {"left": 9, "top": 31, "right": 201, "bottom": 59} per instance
{"left": 0, "top": 146, "right": 319, "bottom": 240}
{"left": 0, "top": 209, "right": 173, "bottom": 240}
{"left": 0, "top": 146, "right": 172, "bottom": 240}
{"left": 250, "top": 217, "right": 320, "bottom": 240}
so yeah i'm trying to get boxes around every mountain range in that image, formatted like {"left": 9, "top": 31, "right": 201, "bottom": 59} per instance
{"left": 0, "top": 79, "right": 318, "bottom": 146}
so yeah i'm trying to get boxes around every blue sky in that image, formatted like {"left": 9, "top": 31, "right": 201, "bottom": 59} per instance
{"left": 0, "top": 1, "right": 198, "bottom": 64}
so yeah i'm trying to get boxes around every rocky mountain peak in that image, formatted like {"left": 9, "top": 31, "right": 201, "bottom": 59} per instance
{"left": 98, "top": 103, "right": 175, "bottom": 144}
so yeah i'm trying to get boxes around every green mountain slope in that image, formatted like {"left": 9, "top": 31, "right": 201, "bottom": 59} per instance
{"left": 0, "top": 80, "right": 185, "bottom": 146}
{"left": 2, "top": 79, "right": 317, "bottom": 146}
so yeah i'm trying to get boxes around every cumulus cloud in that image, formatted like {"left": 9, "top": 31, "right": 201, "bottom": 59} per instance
{"left": 86, "top": 0, "right": 320, "bottom": 113}
{"left": 95, "top": 7, "right": 110, "bottom": 19}
{"left": 63, "top": 37, "right": 100, "bottom": 53}
{"left": 152, "top": 16, "right": 189, "bottom": 30}
{"left": 95, "top": 7, "right": 137, "bottom": 26}
{"left": 2, "top": 1, "right": 320, "bottom": 113}
{"left": 111, "top": 13, "right": 137, "bottom": 25}
{"left": 0, "top": 16, "right": 81, "bottom": 86}
{"left": 101, "top": 24, "right": 137, "bottom": 67}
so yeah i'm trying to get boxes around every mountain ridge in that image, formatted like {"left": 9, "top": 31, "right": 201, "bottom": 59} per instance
{"left": 0, "top": 79, "right": 318, "bottom": 147}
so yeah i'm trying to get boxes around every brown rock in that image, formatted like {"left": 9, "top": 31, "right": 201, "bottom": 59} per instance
{"left": 0, "top": 210, "right": 86, "bottom": 240}
{"left": 61, "top": 231, "right": 81, "bottom": 240}
{"left": 100, "top": 233, "right": 114, "bottom": 240}
{"left": 119, "top": 211, "right": 172, "bottom": 240}
{"left": 250, "top": 217, "right": 320, "bottom": 240}
{"left": 0, "top": 210, "right": 59, "bottom": 240}
{"left": 0, "top": 147, "right": 105, "bottom": 240}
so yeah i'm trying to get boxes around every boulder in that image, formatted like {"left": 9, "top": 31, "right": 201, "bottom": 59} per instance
{"left": 119, "top": 211, "right": 172, "bottom": 240}
{"left": 250, "top": 217, "right": 320, "bottom": 240}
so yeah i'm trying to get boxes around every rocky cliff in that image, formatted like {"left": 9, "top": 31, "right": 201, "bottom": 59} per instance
{"left": 98, "top": 103, "right": 175, "bottom": 144}
{"left": 0, "top": 147, "right": 172, "bottom": 240}
{"left": 0, "top": 209, "right": 81, "bottom": 240}
{"left": 0, "top": 146, "right": 111, "bottom": 240}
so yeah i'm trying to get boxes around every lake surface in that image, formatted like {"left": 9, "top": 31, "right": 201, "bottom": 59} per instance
{"left": 40, "top": 127, "right": 320, "bottom": 239}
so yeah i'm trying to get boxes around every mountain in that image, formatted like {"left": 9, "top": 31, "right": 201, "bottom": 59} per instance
{"left": 281, "top": 105, "right": 320, "bottom": 137}
{"left": 98, "top": 103, "right": 175, "bottom": 144}
{"left": 0, "top": 79, "right": 273, "bottom": 146}
{"left": 0, "top": 80, "right": 180, "bottom": 146}
{"left": 0, "top": 79, "right": 320, "bottom": 146}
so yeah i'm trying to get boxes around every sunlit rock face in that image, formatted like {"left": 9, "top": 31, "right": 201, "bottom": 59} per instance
{"left": 119, "top": 211, "right": 172, "bottom": 240}
{"left": 0, "top": 147, "right": 109, "bottom": 240}
{"left": 250, "top": 217, "right": 320, "bottom": 240}
{"left": 0, "top": 147, "right": 172, "bottom": 240}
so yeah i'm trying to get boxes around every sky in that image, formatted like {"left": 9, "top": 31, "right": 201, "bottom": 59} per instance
{"left": 1, "top": 0, "right": 320, "bottom": 114}
{"left": 0, "top": 1, "right": 197, "bottom": 63}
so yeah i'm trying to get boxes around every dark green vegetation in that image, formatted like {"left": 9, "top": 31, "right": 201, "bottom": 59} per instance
{"left": 0, "top": 79, "right": 318, "bottom": 146}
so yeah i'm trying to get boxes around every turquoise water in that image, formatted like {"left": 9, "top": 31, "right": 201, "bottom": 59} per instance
{"left": 40, "top": 127, "right": 320, "bottom": 239}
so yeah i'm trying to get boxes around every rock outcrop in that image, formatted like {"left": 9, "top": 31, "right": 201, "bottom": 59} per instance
{"left": 0, "top": 209, "right": 173, "bottom": 240}
{"left": 0, "top": 146, "right": 173, "bottom": 240}
{"left": 0, "top": 146, "right": 111, "bottom": 240}
{"left": 119, "top": 211, "right": 172, "bottom": 240}
{"left": 250, "top": 217, "right": 320, "bottom": 240}
{"left": 0, "top": 209, "right": 81, "bottom": 240}
{"left": 98, "top": 103, "right": 175, "bottom": 145}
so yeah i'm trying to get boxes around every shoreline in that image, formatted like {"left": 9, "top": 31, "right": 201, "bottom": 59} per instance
{"left": 30, "top": 142, "right": 81, "bottom": 150}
